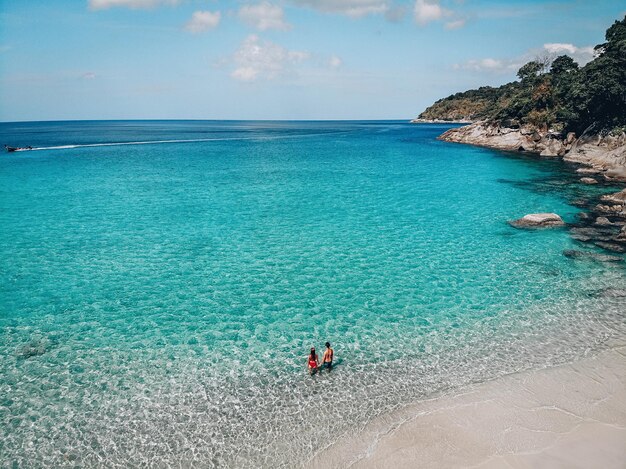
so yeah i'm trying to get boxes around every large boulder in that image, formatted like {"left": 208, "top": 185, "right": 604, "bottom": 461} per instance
{"left": 508, "top": 213, "right": 565, "bottom": 228}
{"left": 539, "top": 138, "right": 564, "bottom": 157}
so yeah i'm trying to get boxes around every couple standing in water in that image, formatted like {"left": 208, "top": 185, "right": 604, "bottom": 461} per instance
{"left": 308, "top": 342, "right": 333, "bottom": 375}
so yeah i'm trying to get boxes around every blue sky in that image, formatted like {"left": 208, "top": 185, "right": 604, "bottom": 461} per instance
{"left": 0, "top": 0, "right": 623, "bottom": 121}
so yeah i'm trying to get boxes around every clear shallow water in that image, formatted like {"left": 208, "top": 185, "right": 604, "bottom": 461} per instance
{"left": 1, "top": 121, "right": 625, "bottom": 467}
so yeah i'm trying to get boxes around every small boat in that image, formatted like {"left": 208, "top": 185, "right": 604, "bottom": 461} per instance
{"left": 5, "top": 145, "right": 33, "bottom": 152}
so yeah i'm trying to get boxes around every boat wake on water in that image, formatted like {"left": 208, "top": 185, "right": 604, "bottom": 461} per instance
{"left": 7, "top": 137, "right": 254, "bottom": 152}
{"left": 6, "top": 130, "right": 353, "bottom": 152}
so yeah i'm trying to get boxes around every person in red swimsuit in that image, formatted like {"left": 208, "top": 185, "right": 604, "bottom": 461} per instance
{"left": 307, "top": 347, "right": 319, "bottom": 375}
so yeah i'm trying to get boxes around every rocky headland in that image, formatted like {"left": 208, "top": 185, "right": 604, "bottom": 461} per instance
{"left": 436, "top": 122, "right": 626, "bottom": 255}
{"left": 414, "top": 16, "right": 626, "bottom": 257}
{"left": 439, "top": 122, "right": 626, "bottom": 182}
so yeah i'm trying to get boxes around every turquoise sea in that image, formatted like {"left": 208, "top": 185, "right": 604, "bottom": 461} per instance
{"left": 1, "top": 121, "right": 625, "bottom": 467}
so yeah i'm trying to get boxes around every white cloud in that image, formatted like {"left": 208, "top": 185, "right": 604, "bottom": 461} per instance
{"left": 232, "top": 67, "right": 259, "bottom": 82}
{"left": 184, "top": 11, "right": 221, "bottom": 33}
{"left": 444, "top": 18, "right": 465, "bottom": 30}
{"left": 452, "top": 57, "right": 520, "bottom": 73}
{"left": 291, "top": 0, "right": 389, "bottom": 18}
{"left": 543, "top": 43, "right": 577, "bottom": 55}
{"left": 88, "top": 0, "right": 178, "bottom": 10}
{"left": 329, "top": 55, "right": 343, "bottom": 68}
{"left": 230, "top": 34, "right": 310, "bottom": 82}
{"left": 543, "top": 43, "right": 595, "bottom": 65}
{"left": 453, "top": 42, "right": 596, "bottom": 74}
{"left": 238, "top": 2, "right": 291, "bottom": 31}
{"left": 414, "top": 0, "right": 449, "bottom": 25}
{"left": 82, "top": 72, "right": 97, "bottom": 79}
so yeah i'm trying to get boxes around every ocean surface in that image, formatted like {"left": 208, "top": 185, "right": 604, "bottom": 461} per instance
{"left": 1, "top": 120, "right": 625, "bottom": 467}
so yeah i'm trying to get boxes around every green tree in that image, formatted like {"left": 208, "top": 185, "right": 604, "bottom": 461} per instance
{"left": 575, "top": 16, "right": 626, "bottom": 132}
{"left": 516, "top": 61, "right": 542, "bottom": 82}
{"left": 550, "top": 55, "right": 578, "bottom": 77}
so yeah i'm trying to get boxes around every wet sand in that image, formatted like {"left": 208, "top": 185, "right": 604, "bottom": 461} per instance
{"left": 308, "top": 345, "right": 626, "bottom": 468}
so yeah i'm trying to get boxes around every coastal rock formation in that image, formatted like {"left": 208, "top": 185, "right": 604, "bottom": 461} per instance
{"left": 595, "top": 204, "right": 623, "bottom": 214}
{"left": 439, "top": 122, "right": 626, "bottom": 182}
{"left": 564, "top": 134, "right": 626, "bottom": 181}
{"left": 601, "top": 189, "right": 626, "bottom": 205}
{"left": 595, "top": 241, "right": 625, "bottom": 253}
{"left": 508, "top": 213, "right": 565, "bottom": 228}
{"left": 595, "top": 217, "right": 613, "bottom": 226}
{"left": 419, "top": 17, "right": 626, "bottom": 256}
{"left": 409, "top": 118, "right": 472, "bottom": 124}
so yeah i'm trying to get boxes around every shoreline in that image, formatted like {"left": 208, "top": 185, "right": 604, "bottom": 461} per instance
{"left": 438, "top": 121, "right": 626, "bottom": 182}
{"left": 308, "top": 344, "right": 626, "bottom": 468}
{"left": 410, "top": 118, "right": 473, "bottom": 124}
{"left": 308, "top": 126, "right": 626, "bottom": 467}
{"left": 438, "top": 122, "right": 626, "bottom": 256}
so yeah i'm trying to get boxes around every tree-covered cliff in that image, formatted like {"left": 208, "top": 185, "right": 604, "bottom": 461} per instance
{"left": 417, "top": 16, "right": 626, "bottom": 135}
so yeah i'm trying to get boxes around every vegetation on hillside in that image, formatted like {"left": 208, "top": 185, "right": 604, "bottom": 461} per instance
{"left": 418, "top": 16, "right": 626, "bottom": 135}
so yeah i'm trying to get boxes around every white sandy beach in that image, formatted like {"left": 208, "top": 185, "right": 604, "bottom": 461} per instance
{"left": 309, "top": 344, "right": 626, "bottom": 469}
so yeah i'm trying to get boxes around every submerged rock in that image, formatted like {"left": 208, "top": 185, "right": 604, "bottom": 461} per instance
{"left": 594, "top": 241, "right": 626, "bottom": 253}
{"left": 576, "top": 167, "right": 599, "bottom": 175}
{"left": 571, "top": 199, "right": 590, "bottom": 208}
{"left": 569, "top": 226, "right": 622, "bottom": 244}
{"left": 508, "top": 213, "right": 565, "bottom": 228}
{"left": 18, "top": 341, "right": 47, "bottom": 359}
{"left": 563, "top": 250, "right": 623, "bottom": 262}
{"left": 580, "top": 177, "right": 598, "bottom": 184}
{"left": 599, "top": 288, "right": 626, "bottom": 298}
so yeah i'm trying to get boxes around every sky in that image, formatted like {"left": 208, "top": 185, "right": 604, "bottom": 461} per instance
{"left": 0, "top": 0, "right": 623, "bottom": 121}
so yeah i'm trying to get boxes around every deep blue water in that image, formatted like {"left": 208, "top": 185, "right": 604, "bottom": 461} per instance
{"left": 1, "top": 121, "right": 624, "bottom": 467}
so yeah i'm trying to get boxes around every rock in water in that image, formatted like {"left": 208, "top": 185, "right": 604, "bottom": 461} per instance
{"left": 594, "top": 241, "right": 626, "bottom": 253}
{"left": 563, "top": 250, "right": 623, "bottom": 263}
{"left": 594, "top": 204, "right": 624, "bottom": 214}
{"left": 508, "top": 213, "right": 565, "bottom": 228}
{"left": 18, "top": 341, "right": 47, "bottom": 359}
{"left": 600, "top": 288, "right": 626, "bottom": 298}
{"left": 601, "top": 189, "right": 626, "bottom": 205}
{"left": 580, "top": 177, "right": 598, "bottom": 184}
{"left": 576, "top": 167, "right": 599, "bottom": 175}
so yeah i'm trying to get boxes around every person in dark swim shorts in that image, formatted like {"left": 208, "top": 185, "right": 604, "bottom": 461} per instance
{"left": 322, "top": 342, "right": 333, "bottom": 370}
